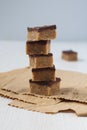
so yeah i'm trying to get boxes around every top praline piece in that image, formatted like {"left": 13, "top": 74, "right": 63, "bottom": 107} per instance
{"left": 27, "top": 25, "right": 56, "bottom": 41}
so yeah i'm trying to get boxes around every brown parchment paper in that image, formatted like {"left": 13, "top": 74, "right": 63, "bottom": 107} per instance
{"left": 9, "top": 99, "right": 87, "bottom": 116}
{"left": 0, "top": 68, "right": 61, "bottom": 106}
{"left": 1, "top": 67, "right": 87, "bottom": 116}
{"left": 1, "top": 67, "right": 87, "bottom": 103}
{"left": 0, "top": 89, "right": 61, "bottom": 105}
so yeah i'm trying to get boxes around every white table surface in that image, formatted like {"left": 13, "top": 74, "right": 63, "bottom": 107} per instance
{"left": 0, "top": 41, "right": 87, "bottom": 130}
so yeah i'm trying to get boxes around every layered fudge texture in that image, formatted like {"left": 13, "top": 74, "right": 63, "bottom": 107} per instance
{"left": 62, "top": 50, "right": 78, "bottom": 61}
{"left": 26, "top": 40, "right": 50, "bottom": 55}
{"left": 29, "top": 78, "right": 61, "bottom": 96}
{"left": 27, "top": 25, "right": 56, "bottom": 41}
{"left": 32, "top": 66, "right": 56, "bottom": 81}
{"left": 29, "top": 53, "right": 53, "bottom": 68}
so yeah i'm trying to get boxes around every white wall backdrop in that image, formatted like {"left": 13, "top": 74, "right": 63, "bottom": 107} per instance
{"left": 0, "top": 0, "right": 87, "bottom": 41}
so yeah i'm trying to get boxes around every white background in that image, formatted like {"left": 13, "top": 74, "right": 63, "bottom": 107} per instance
{"left": 0, "top": 0, "right": 87, "bottom": 41}
{"left": 0, "top": 41, "right": 87, "bottom": 130}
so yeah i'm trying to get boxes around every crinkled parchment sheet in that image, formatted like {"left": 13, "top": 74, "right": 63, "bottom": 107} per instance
{"left": 1, "top": 67, "right": 87, "bottom": 116}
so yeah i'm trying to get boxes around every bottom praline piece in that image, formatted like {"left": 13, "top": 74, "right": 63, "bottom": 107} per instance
{"left": 29, "top": 78, "right": 61, "bottom": 96}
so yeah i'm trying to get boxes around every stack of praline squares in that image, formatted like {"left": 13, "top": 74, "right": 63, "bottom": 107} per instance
{"left": 26, "top": 25, "right": 61, "bottom": 96}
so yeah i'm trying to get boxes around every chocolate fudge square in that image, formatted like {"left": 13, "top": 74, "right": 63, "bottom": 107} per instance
{"left": 29, "top": 78, "right": 61, "bottom": 96}
{"left": 29, "top": 53, "right": 53, "bottom": 68}
{"left": 26, "top": 40, "right": 50, "bottom": 55}
{"left": 62, "top": 50, "right": 78, "bottom": 61}
{"left": 27, "top": 25, "right": 56, "bottom": 41}
{"left": 32, "top": 66, "right": 56, "bottom": 81}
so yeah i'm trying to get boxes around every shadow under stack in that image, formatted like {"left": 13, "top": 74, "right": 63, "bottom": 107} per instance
{"left": 26, "top": 25, "right": 61, "bottom": 96}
